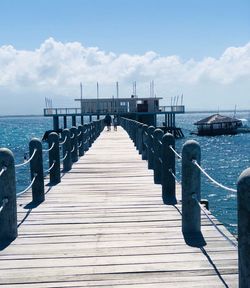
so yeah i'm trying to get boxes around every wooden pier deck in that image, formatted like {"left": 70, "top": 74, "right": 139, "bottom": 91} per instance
{"left": 0, "top": 128, "right": 238, "bottom": 287}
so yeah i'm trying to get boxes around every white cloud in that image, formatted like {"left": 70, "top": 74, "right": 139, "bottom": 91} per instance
{"left": 0, "top": 37, "right": 249, "bottom": 114}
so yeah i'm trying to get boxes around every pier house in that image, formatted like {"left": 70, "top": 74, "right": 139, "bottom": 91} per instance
{"left": 44, "top": 96, "right": 185, "bottom": 137}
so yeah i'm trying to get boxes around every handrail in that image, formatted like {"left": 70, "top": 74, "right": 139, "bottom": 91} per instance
{"left": 169, "top": 168, "right": 181, "bottom": 184}
{"left": 44, "top": 160, "right": 56, "bottom": 174}
{"left": 43, "top": 142, "right": 55, "bottom": 152}
{"left": 60, "top": 136, "right": 68, "bottom": 145}
{"left": 169, "top": 145, "right": 182, "bottom": 159}
{"left": 192, "top": 160, "right": 237, "bottom": 193}
{"left": 0, "top": 198, "right": 8, "bottom": 213}
{"left": 192, "top": 193, "right": 237, "bottom": 248}
{"left": 0, "top": 166, "right": 7, "bottom": 177}
{"left": 60, "top": 151, "right": 68, "bottom": 162}
{"left": 16, "top": 174, "right": 37, "bottom": 198}
{"left": 15, "top": 149, "right": 37, "bottom": 168}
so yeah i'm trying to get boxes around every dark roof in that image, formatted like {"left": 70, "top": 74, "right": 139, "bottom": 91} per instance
{"left": 194, "top": 114, "right": 242, "bottom": 125}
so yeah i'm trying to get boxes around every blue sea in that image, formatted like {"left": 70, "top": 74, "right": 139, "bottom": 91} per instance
{"left": 0, "top": 112, "right": 250, "bottom": 236}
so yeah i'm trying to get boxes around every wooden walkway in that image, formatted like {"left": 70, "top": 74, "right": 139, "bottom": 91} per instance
{"left": 0, "top": 128, "right": 238, "bottom": 287}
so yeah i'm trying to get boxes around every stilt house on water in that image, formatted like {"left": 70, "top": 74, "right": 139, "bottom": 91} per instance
{"left": 44, "top": 96, "right": 185, "bottom": 138}
{"left": 193, "top": 113, "right": 242, "bottom": 136}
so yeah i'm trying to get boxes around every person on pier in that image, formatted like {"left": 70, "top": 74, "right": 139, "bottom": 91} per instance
{"left": 104, "top": 114, "right": 112, "bottom": 131}
{"left": 113, "top": 115, "right": 118, "bottom": 131}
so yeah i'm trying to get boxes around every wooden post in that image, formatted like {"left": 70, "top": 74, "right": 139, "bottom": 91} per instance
{"left": 162, "top": 133, "right": 177, "bottom": 204}
{"left": 147, "top": 126, "right": 155, "bottom": 170}
{"left": 141, "top": 124, "right": 148, "bottom": 160}
{"left": 0, "top": 148, "right": 17, "bottom": 243}
{"left": 70, "top": 127, "right": 78, "bottom": 163}
{"left": 153, "top": 129, "right": 164, "bottom": 184}
{"left": 83, "top": 124, "right": 89, "bottom": 152}
{"left": 29, "top": 138, "right": 44, "bottom": 203}
{"left": 72, "top": 116, "right": 76, "bottom": 127}
{"left": 237, "top": 168, "right": 250, "bottom": 288}
{"left": 78, "top": 125, "right": 84, "bottom": 157}
{"left": 137, "top": 124, "right": 143, "bottom": 155}
{"left": 63, "top": 116, "right": 67, "bottom": 128}
{"left": 182, "top": 140, "right": 201, "bottom": 235}
{"left": 48, "top": 132, "right": 60, "bottom": 184}
{"left": 62, "top": 129, "right": 72, "bottom": 172}
{"left": 53, "top": 116, "right": 59, "bottom": 131}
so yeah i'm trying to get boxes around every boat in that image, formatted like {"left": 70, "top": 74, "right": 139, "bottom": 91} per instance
{"left": 191, "top": 114, "right": 250, "bottom": 136}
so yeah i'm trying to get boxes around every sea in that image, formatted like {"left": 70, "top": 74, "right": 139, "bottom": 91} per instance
{"left": 0, "top": 112, "right": 250, "bottom": 236}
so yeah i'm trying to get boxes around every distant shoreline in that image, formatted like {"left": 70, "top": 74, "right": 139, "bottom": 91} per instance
{"left": 0, "top": 109, "right": 249, "bottom": 118}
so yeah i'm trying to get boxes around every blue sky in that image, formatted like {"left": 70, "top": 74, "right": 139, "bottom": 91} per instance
{"left": 1, "top": 0, "right": 249, "bottom": 59}
{"left": 0, "top": 0, "right": 249, "bottom": 114}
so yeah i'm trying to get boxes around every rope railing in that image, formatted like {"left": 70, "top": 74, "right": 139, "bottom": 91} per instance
{"left": 169, "top": 168, "right": 181, "bottom": 184}
{"left": 192, "top": 193, "right": 238, "bottom": 248}
{"left": 169, "top": 145, "right": 182, "bottom": 159}
{"left": 44, "top": 160, "right": 56, "bottom": 174}
{"left": 0, "top": 198, "right": 8, "bottom": 213}
{"left": 16, "top": 173, "right": 37, "bottom": 198}
{"left": 60, "top": 151, "right": 68, "bottom": 162}
{"left": 0, "top": 166, "right": 7, "bottom": 177}
{"left": 192, "top": 159, "right": 237, "bottom": 193}
{"left": 15, "top": 149, "right": 37, "bottom": 168}
{"left": 60, "top": 136, "right": 68, "bottom": 145}
{"left": 42, "top": 142, "right": 55, "bottom": 152}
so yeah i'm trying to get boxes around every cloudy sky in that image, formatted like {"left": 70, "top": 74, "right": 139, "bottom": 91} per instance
{"left": 0, "top": 0, "right": 249, "bottom": 115}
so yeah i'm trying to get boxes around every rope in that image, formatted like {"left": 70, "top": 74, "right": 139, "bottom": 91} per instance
{"left": 192, "top": 194, "right": 237, "bottom": 248}
{"left": 169, "top": 145, "right": 182, "bottom": 159}
{"left": 71, "top": 146, "right": 75, "bottom": 153}
{"left": 0, "top": 166, "right": 7, "bottom": 177}
{"left": 60, "top": 136, "right": 68, "bottom": 145}
{"left": 192, "top": 160, "right": 237, "bottom": 193}
{"left": 15, "top": 149, "right": 37, "bottom": 168}
{"left": 16, "top": 174, "right": 37, "bottom": 197}
{"left": 169, "top": 168, "right": 181, "bottom": 184}
{"left": 44, "top": 161, "right": 56, "bottom": 173}
{"left": 61, "top": 151, "right": 68, "bottom": 162}
{"left": 0, "top": 198, "right": 8, "bottom": 213}
{"left": 43, "top": 142, "right": 55, "bottom": 152}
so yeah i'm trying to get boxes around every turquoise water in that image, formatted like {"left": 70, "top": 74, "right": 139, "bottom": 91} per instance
{"left": 0, "top": 113, "right": 249, "bottom": 235}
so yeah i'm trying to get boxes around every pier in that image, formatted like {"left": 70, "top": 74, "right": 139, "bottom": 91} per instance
{"left": 0, "top": 118, "right": 249, "bottom": 287}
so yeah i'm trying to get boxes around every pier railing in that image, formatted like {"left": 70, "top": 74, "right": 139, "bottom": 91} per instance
{"left": 120, "top": 117, "right": 250, "bottom": 287}
{"left": 0, "top": 119, "right": 104, "bottom": 244}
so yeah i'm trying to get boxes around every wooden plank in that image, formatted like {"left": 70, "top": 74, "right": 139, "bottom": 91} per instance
{"left": 0, "top": 127, "right": 238, "bottom": 287}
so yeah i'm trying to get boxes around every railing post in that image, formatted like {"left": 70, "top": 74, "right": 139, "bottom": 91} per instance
{"left": 153, "top": 129, "right": 164, "bottom": 184}
{"left": 70, "top": 127, "right": 78, "bottom": 163}
{"left": 141, "top": 124, "right": 148, "bottom": 160}
{"left": 182, "top": 140, "right": 201, "bottom": 235}
{"left": 83, "top": 124, "right": 89, "bottom": 152}
{"left": 78, "top": 125, "right": 84, "bottom": 157}
{"left": 48, "top": 132, "right": 60, "bottom": 184}
{"left": 29, "top": 138, "right": 44, "bottom": 203}
{"left": 162, "top": 133, "right": 177, "bottom": 204}
{"left": 237, "top": 168, "right": 250, "bottom": 288}
{"left": 138, "top": 124, "right": 143, "bottom": 155}
{"left": 62, "top": 129, "right": 72, "bottom": 172}
{"left": 0, "top": 148, "right": 17, "bottom": 243}
{"left": 147, "top": 126, "right": 155, "bottom": 170}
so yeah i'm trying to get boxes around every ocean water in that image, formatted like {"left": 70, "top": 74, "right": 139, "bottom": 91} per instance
{"left": 0, "top": 113, "right": 249, "bottom": 235}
